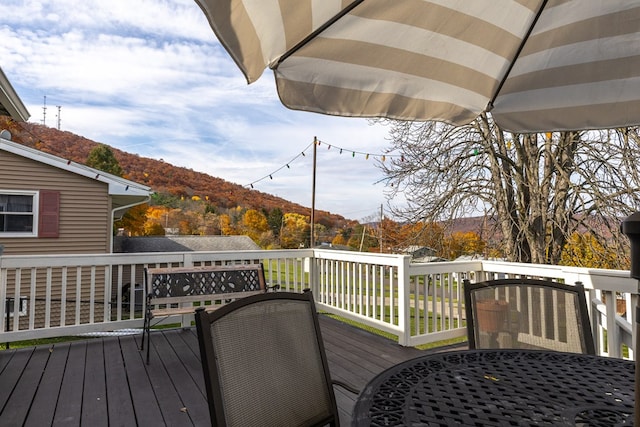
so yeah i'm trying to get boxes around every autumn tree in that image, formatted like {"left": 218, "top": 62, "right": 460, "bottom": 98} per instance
{"left": 560, "top": 232, "right": 620, "bottom": 269}
{"left": 218, "top": 214, "right": 236, "bottom": 235}
{"left": 265, "top": 208, "right": 284, "bottom": 241}
{"left": 378, "top": 116, "right": 640, "bottom": 267}
{"left": 86, "top": 144, "right": 124, "bottom": 177}
{"left": 441, "top": 231, "right": 486, "bottom": 260}
{"left": 280, "top": 213, "right": 310, "bottom": 249}
{"left": 114, "top": 204, "right": 148, "bottom": 236}
{"left": 396, "top": 222, "right": 445, "bottom": 254}
{"left": 241, "top": 209, "right": 270, "bottom": 245}
{"left": 87, "top": 144, "right": 142, "bottom": 236}
{"left": 331, "top": 233, "right": 348, "bottom": 246}
{"left": 144, "top": 222, "right": 165, "bottom": 236}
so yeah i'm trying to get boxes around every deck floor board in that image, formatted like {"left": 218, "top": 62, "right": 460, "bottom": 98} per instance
{"left": 0, "top": 315, "right": 465, "bottom": 426}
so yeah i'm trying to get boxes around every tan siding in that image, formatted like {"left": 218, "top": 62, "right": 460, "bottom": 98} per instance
{"left": 0, "top": 150, "right": 111, "bottom": 255}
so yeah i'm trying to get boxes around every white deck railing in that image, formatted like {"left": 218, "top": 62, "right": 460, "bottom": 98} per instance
{"left": 1, "top": 249, "right": 637, "bottom": 359}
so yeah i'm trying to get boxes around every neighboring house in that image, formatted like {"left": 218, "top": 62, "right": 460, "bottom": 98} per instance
{"left": 0, "top": 135, "right": 152, "bottom": 255}
{"left": 397, "top": 245, "right": 448, "bottom": 263}
{"left": 314, "top": 242, "right": 353, "bottom": 251}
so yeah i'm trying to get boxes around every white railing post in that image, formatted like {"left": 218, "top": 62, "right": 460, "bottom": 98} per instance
{"left": 397, "top": 255, "right": 411, "bottom": 346}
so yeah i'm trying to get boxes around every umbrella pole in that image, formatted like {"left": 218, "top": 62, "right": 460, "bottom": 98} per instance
{"left": 633, "top": 296, "right": 640, "bottom": 426}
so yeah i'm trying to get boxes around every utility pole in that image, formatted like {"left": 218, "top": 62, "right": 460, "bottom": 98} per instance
{"left": 56, "top": 106, "right": 62, "bottom": 130}
{"left": 310, "top": 137, "right": 317, "bottom": 248}
{"left": 41, "top": 95, "right": 47, "bottom": 126}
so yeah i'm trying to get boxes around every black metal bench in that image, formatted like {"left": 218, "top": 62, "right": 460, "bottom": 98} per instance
{"left": 141, "top": 264, "right": 268, "bottom": 363}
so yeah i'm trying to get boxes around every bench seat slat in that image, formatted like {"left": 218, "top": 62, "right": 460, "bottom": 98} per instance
{"left": 148, "top": 290, "right": 265, "bottom": 306}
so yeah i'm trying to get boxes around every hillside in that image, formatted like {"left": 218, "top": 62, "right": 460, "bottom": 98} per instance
{"left": 0, "top": 117, "right": 352, "bottom": 229}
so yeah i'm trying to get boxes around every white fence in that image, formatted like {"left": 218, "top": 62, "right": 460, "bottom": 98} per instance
{"left": 1, "top": 249, "right": 637, "bottom": 359}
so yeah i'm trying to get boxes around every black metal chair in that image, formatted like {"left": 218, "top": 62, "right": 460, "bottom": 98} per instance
{"left": 463, "top": 278, "right": 595, "bottom": 355}
{"left": 194, "top": 290, "right": 357, "bottom": 426}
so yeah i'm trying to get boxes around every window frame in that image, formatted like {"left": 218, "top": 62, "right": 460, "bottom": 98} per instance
{"left": 0, "top": 190, "right": 39, "bottom": 237}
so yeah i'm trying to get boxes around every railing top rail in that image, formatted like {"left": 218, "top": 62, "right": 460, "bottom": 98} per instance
{"left": 409, "top": 260, "right": 483, "bottom": 274}
{"left": 0, "top": 249, "right": 315, "bottom": 268}
{"left": 313, "top": 249, "right": 409, "bottom": 265}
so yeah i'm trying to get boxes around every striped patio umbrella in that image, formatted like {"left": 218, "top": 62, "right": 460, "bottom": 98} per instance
{"left": 193, "top": 1, "right": 640, "bottom": 423}
{"left": 194, "top": 0, "right": 640, "bottom": 133}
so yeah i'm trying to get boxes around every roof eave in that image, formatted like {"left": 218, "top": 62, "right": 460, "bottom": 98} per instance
{"left": 0, "top": 67, "right": 30, "bottom": 122}
{"left": 0, "top": 137, "right": 152, "bottom": 199}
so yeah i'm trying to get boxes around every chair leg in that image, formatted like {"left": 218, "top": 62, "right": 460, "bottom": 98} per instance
{"left": 141, "top": 313, "right": 152, "bottom": 364}
{"left": 140, "top": 315, "right": 148, "bottom": 351}
{"left": 146, "top": 330, "right": 151, "bottom": 364}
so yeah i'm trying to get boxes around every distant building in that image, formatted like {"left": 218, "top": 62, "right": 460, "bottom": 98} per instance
{"left": 396, "top": 245, "right": 448, "bottom": 263}
{"left": 314, "top": 242, "right": 354, "bottom": 251}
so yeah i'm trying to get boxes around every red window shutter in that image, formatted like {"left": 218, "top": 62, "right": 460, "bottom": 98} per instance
{"left": 39, "top": 190, "right": 60, "bottom": 238}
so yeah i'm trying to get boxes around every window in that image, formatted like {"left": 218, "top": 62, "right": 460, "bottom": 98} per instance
{"left": 0, "top": 191, "right": 37, "bottom": 236}
{"left": 0, "top": 190, "right": 59, "bottom": 238}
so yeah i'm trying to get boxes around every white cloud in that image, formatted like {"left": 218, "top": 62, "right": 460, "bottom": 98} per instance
{"left": 1, "top": 0, "right": 403, "bottom": 221}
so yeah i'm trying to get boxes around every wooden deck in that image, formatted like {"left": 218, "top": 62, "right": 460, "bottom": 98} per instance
{"left": 0, "top": 315, "right": 465, "bottom": 426}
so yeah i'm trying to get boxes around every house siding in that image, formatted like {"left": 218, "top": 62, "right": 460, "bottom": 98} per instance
{"left": 1, "top": 151, "right": 114, "bottom": 327}
{"left": 0, "top": 150, "right": 111, "bottom": 255}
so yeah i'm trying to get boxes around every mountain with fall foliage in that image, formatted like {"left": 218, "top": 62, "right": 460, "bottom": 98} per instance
{"left": 0, "top": 116, "right": 353, "bottom": 230}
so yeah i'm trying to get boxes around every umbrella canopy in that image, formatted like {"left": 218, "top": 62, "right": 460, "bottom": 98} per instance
{"left": 194, "top": 0, "right": 640, "bottom": 133}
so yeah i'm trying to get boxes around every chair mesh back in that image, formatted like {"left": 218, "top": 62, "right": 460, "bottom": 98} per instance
{"left": 202, "top": 294, "right": 335, "bottom": 426}
{"left": 465, "top": 279, "right": 594, "bottom": 354}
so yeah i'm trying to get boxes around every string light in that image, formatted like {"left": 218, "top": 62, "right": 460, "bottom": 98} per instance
{"left": 244, "top": 138, "right": 403, "bottom": 189}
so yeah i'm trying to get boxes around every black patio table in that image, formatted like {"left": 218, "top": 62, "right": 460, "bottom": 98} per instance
{"left": 352, "top": 349, "right": 634, "bottom": 426}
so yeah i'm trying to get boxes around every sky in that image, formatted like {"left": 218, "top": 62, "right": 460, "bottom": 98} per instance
{"left": 0, "top": 0, "right": 403, "bottom": 221}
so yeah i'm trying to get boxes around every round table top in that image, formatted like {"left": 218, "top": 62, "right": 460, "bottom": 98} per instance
{"left": 352, "top": 349, "right": 634, "bottom": 426}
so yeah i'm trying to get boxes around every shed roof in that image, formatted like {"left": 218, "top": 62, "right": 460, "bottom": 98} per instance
{"left": 113, "top": 235, "right": 261, "bottom": 253}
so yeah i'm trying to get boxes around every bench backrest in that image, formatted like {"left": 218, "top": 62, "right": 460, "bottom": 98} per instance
{"left": 145, "top": 264, "right": 266, "bottom": 304}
